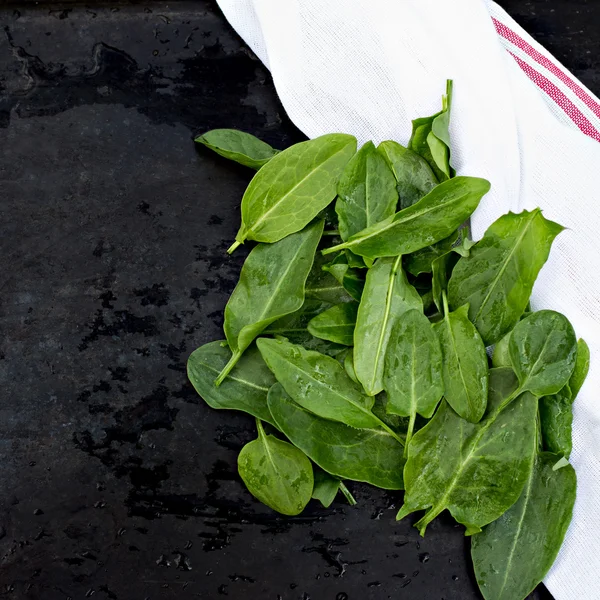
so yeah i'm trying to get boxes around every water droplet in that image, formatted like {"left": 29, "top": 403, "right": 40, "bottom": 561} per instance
{"left": 418, "top": 552, "right": 430, "bottom": 563}
{"left": 452, "top": 575, "right": 459, "bottom": 581}
{"left": 33, "top": 509, "right": 43, "bottom": 516}
{"left": 336, "top": 593, "right": 348, "bottom": 600}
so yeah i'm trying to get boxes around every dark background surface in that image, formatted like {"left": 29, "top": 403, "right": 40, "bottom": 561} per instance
{"left": 0, "top": 1, "right": 597, "bottom": 598}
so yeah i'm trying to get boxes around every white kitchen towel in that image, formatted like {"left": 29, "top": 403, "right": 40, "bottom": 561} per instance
{"left": 215, "top": 1, "right": 600, "bottom": 597}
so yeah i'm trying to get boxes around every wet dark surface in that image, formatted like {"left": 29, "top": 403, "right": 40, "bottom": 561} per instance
{"left": 0, "top": 1, "right": 596, "bottom": 598}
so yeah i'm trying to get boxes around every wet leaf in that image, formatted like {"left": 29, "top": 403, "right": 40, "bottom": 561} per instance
{"left": 238, "top": 419, "right": 313, "bottom": 515}
{"left": 307, "top": 302, "right": 358, "bottom": 346}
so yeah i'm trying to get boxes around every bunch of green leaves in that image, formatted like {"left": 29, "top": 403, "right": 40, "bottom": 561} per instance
{"left": 188, "top": 81, "right": 588, "bottom": 600}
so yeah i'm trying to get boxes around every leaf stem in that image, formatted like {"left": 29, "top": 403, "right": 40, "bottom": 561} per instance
{"left": 255, "top": 417, "right": 266, "bottom": 441}
{"left": 322, "top": 243, "right": 347, "bottom": 256}
{"left": 404, "top": 413, "right": 416, "bottom": 458}
{"left": 227, "top": 240, "right": 242, "bottom": 254}
{"left": 322, "top": 229, "right": 340, "bottom": 237}
{"left": 339, "top": 482, "right": 357, "bottom": 506}
{"left": 214, "top": 350, "right": 242, "bottom": 386}
{"left": 442, "top": 290, "right": 450, "bottom": 318}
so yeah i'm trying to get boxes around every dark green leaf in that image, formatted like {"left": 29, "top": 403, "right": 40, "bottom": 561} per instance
{"left": 238, "top": 419, "right": 313, "bottom": 516}
{"left": 230, "top": 133, "right": 356, "bottom": 250}
{"left": 187, "top": 341, "right": 277, "bottom": 427}
{"left": 268, "top": 383, "right": 405, "bottom": 489}
{"left": 307, "top": 302, "right": 358, "bottom": 346}
{"left": 305, "top": 249, "right": 355, "bottom": 305}
{"left": 509, "top": 310, "right": 577, "bottom": 397}
{"left": 322, "top": 177, "right": 490, "bottom": 260}
{"left": 336, "top": 141, "right": 398, "bottom": 240}
{"left": 195, "top": 129, "right": 279, "bottom": 169}
{"left": 404, "top": 230, "right": 459, "bottom": 276}
{"left": 539, "top": 389, "right": 573, "bottom": 457}
{"left": 384, "top": 309, "right": 444, "bottom": 448}
{"left": 322, "top": 254, "right": 365, "bottom": 301}
{"left": 354, "top": 256, "right": 422, "bottom": 396}
{"left": 471, "top": 452, "right": 576, "bottom": 600}
{"left": 216, "top": 220, "right": 323, "bottom": 384}
{"left": 398, "top": 368, "right": 537, "bottom": 534}
{"left": 433, "top": 302, "right": 488, "bottom": 423}
{"left": 312, "top": 469, "right": 341, "bottom": 508}
{"left": 257, "top": 338, "right": 401, "bottom": 440}
{"left": 448, "top": 209, "right": 564, "bottom": 345}
{"left": 377, "top": 140, "right": 438, "bottom": 209}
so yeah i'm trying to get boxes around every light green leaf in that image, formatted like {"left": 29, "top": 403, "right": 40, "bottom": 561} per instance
{"left": 307, "top": 302, "right": 358, "bottom": 346}
{"left": 570, "top": 338, "right": 590, "bottom": 400}
{"left": 230, "top": 133, "right": 356, "bottom": 250}
{"left": 195, "top": 128, "right": 279, "bottom": 169}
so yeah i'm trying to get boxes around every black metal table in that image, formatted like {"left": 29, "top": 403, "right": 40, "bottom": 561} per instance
{"left": 1, "top": 1, "right": 597, "bottom": 598}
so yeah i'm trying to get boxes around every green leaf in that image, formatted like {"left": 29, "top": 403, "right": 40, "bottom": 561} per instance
{"left": 307, "top": 302, "right": 358, "bottom": 346}
{"left": 383, "top": 309, "right": 444, "bottom": 450}
{"left": 311, "top": 469, "right": 342, "bottom": 508}
{"left": 305, "top": 249, "right": 355, "bottom": 305}
{"left": 509, "top": 310, "right": 577, "bottom": 397}
{"left": 404, "top": 230, "right": 459, "bottom": 276}
{"left": 471, "top": 452, "right": 576, "bottom": 600}
{"left": 336, "top": 141, "right": 398, "bottom": 240}
{"left": 195, "top": 129, "right": 279, "bottom": 169}
{"left": 354, "top": 256, "right": 422, "bottom": 396}
{"left": 377, "top": 140, "right": 438, "bottom": 209}
{"left": 238, "top": 419, "right": 313, "bottom": 516}
{"left": 216, "top": 220, "right": 324, "bottom": 384}
{"left": 491, "top": 331, "right": 511, "bottom": 368}
{"left": 409, "top": 80, "right": 454, "bottom": 181}
{"left": 344, "top": 350, "right": 359, "bottom": 383}
{"left": 322, "top": 253, "right": 365, "bottom": 301}
{"left": 267, "top": 383, "right": 405, "bottom": 489}
{"left": 431, "top": 250, "right": 460, "bottom": 314}
{"left": 448, "top": 209, "right": 564, "bottom": 345}
{"left": 187, "top": 341, "right": 277, "bottom": 427}
{"left": 322, "top": 176, "right": 490, "bottom": 260}
{"left": 539, "top": 389, "right": 573, "bottom": 457}
{"left": 257, "top": 337, "right": 401, "bottom": 441}
{"left": 570, "top": 338, "right": 590, "bottom": 400}
{"left": 433, "top": 302, "right": 489, "bottom": 423}
{"left": 397, "top": 368, "right": 537, "bottom": 535}
{"left": 230, "top": 133, "right": 356, "bottom": 251}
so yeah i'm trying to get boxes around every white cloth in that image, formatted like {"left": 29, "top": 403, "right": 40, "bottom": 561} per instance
{"left": 215, "top": 1, "right": 600, "bottom": 597}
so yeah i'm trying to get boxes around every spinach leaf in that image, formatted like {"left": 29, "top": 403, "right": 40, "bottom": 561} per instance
{"left": 216, "top": 220, "right": 323, "bottom": 384}
{"left": 344, "top": 350, "right": 359, "bottom": 383}
{"left": 229, "top": 133, "right": 356, "bottom": 252}
{"left": 471, "top": 452, "right": 576, "bottom": 600}
{"left": 268, "top": 383, "right": 405, "bottom": 489}
{"left": 433, "top": 300, "right": 489, "bottom": 423}
{"left": 307, "top": 302, "right": 358, "bottom": 346}
{"left": 377, "top": 140, "right": 438, "bottom": 209}
{"left": 311, "top": 468, "right": 342, "bottom": 508}
{"left": 398, "top": 368, "right": 537, "bottom": 534}
{"left": 322, "top": 177, "right": 490, "bottom": 260}
{"left": 354, "top": 256, "right": 422, "bottom": 396}
{"left": 238, "top": 419, "right": 313, "bottom": 516}
{"left": 384, "top": 309, "right": 444, "bottom": 450}
{"left": 311, "top": 469, "right": 356, "bottom": 507}
{"left": 305, "top": 249, "right": 355, "bottom": 305}
{"left": 539, "top": 389, "right": 573, "bottom": 457}
{"left": 409, "top": 80, "right": 454, "bottom": 181}
{"left": 187, "top": 341, "right": 277, "bottom": 427}
{"left": 257, "top": 337, "right": 402, "bottom": 442}
{"left": 195, "top": 129, "right": 279, "bottom": 169}
{"left": 508, "top": 310, "right": 577, "bottom": 397}
{"left": 491, "top": 331, "right": 511, "bottom": 368}
{"left": 570, "top": 338, "right": 590, "bottom": 399}
{"left": 322, "top": 253, "right": 365, "bottom": 301}
{"left": 336, "top": 141, "right": 398, "bottom": 240}
{"left": 431, "top": 249, "right": 460, "bottom": 314}
{"left": 448, "top": 209, "right": 564, "bottom": 345}
{"left": 404, "top": 230, "right": 459, "bottom": 276}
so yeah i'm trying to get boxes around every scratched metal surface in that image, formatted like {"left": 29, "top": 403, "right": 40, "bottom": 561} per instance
{"left": 0, "top": 1, "right": 597, "bottom": 598}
